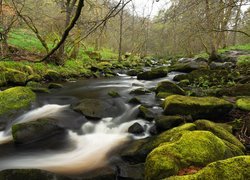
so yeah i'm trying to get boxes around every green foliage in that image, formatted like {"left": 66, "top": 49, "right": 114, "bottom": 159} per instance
{"left": 237, "top": 55, "right": 250, "bottom": 66}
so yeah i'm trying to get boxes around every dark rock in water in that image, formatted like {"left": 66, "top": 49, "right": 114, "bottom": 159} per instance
{"left": 48, "top": 83, "right": 63, "bottom": 89}
{"left": 149, "top": 125, "right": 158, "bottom": 135}
{"left": 154, "top": 115, "right": 185, "bottom": 132}
{"left": 137, "top": 67, "right": 168, "bottom": 80}
{"left": 217, "top": 84, "right": 250, "bottom": 96}
{"left": 163, "top": 95, "right": 233, "bottom": 120}
{"left": 12, "top": 118, "right": 64, "bottom": 144}
{"left": 155, "top": 81, "right": 185, "bottom": 95}
{"left": 130, "top": 88, "right": 151, "bottom": 95}
{"left": 138, "top": 105, "right": 155, "bottom": 120}
{"left": 128, "top": 122, "right": 144, "bottom": 134}
{"left": 72, "top": 99, "right": 122, "bottom": 119}
{"left": 128, "top": 97, "right": 142, "bottom": 105}
{"left": 117, "top": 163, "right": 145, "bottom": 180}
{"left": 108, "top": 90, "right": 120, "bottom": 98}
{"left": 127, "top": 69, "right": 142, "bottom": 76}
{"left": 173, "top": 74, "right": 188, "bottom": 82}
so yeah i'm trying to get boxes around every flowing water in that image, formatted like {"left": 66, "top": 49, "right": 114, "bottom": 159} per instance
{"left": 0, "top": 72, "right": 179, "bottom": 177}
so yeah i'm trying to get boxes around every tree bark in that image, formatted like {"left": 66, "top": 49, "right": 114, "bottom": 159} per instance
{"left": 118, "top": 0, "right": 124, "bottom": 62}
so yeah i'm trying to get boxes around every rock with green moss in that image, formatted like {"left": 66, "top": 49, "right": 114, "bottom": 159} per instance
{"left": 5, "top": 68, "right": 28, "bottom": 85}
{"left": 169, "top": 59, "right": 208, "bottom": 73}
{"left": 137, "top": 67, "right": 168, "bottom": 80}
{"left": 130, "top": 88, "right": 151, "bottom": 95}
{"left": 27, "top": 74, "right": 43, "bottom": 82}
{"left": 108, "top": 90, "right": 120, "bottom": 98}
{"left": 138, "top": 105, "right": 155, "bottom": 120}
{"left": 217, "top": 83, "right": 250, "bottom": 96}
{"left": 236, "top": 97, "right": 250, "bottom": 111}
{"left": 48, "top": 83, "right": 63, "bottom": 89}
{"left": 156, "top": 92, "right": 173, "bottom": 99}
{"left": 145, "top": 131, "right": 244, "bottom": 180}
{"left": 155, "top": 115, "right": 185, "bottom": 132}
{"left": 0, "top": 87, "right": 36, "bottom": 116}
{"left": 26, "top": 81, "right": 49, "bottom": 93}
{"left": 163, "top": 95, "right": 233, "bottom": 120}
{"left": 121, "top": 123, "right": 197, "bottom": 164}
{"left": 194, "top": 120, "right": 245, "bottom": 151}
{"left": 128, "top": 97, "right": 142, "bottom": 104}
{"left": 166, "top": 156, "right": 250, "bottom": 180}
{"left": 156, "top": 81, "right": 185, "bottom": 95}
{"left": 12, "top": 118, "right": 64, "bottom": 144}
{"left": 44, "top": 70, "right": 61, "bottom": 81}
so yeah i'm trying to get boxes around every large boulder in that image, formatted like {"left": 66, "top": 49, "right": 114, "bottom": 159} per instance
{"left": 12, "top": 119, "right": 64, "bottom": 144}
{"left": 163, "top": 95, "right": 233, "bottom": 120}
{"left": 0, "top": 87, "right": 36, "bottom": 116}
{"left": 137, "top": 67, "right": 168, "bottom": 80}
{"left": 156, "top": 81, "right": 185, "bottom": 95}
{"left": 72, "top": 99, "right": 122, "bottom": 119}
{"left": 167, "top": 156, "right": 250, "bottom": 180}
{"left": 145, "top": 131, "right": 244, "bottom": 180}
{"left": 4, "top": 68, "right": 28, "bottom": 85}
{"left": 236, "top": 97, "right": 250, "bottom": 111}
{"left": 128, "top": 122, "right": 144, "bottom": 134}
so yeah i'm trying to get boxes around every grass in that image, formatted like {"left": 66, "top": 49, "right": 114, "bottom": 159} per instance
{"left": 237, "top": 55, "right": 250, "bottom": 66}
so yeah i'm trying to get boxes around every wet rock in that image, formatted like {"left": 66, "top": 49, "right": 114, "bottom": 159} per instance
{"left": 12, "top": 118, "right": 64, "bottom": 144}
{"left": 217, "top": 83, "right": 250, "bottom": 96}
{"left": 163, "top": 95, "right": 233, "bottom": 120}
{"left": 0, "top": 87, "right": 36, "bottom": 116}
{"left": 138, "top": 106, "right": 155, "bottom": 120}
{"left": 155, "top": 115, "right": 185, "bottom": 132}
{"left": 130, "top": 88, "right": 151, "bottom": 95}
{"left": 173, "top": 74, "right": 188, "bottom": 82}
{"left": 108, "top": 90, "right": 120, "bottom": 98}
{"left": 44, "top": 70, "right": 61, "bottom": 81}
{"left": 236, "top": 97, "right": 250, "bottom": 111}
{"left": 48, "top": 83, "right": 63, "bottom": 89}
{"left": 118, "top": 163, "right": 145, "bottom": 180}
{"left": 128, "top": 97, "right": 142, "bottom": 104}
{"left": 72, "top": 99, "right": 121, "bottom": 119}
{"left": 137, "top": 67, "right": 168, "bottom": 80}
{"left": 145, "top": 131, "right": 244, "bottom": 180}
{"left": 128, "top": 122, "right": 144, "bottom": 135}
{"left": 127, "top": 69, "right": 142, "bottom": 76}
{"left": 155, "top": 81, "right": 185, "bottom": 95}
{"left": 26, "top": 81, "right": 49, "bottom": 93}
{"left": 167, "top": 156, "right": 250, "bottom": 180}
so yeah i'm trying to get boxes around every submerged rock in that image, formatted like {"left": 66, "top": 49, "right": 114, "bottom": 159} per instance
{"left": 108, "top": 90, "right": 120, "bottom": 98}
{"left": 0, "top": 87, "right": 36, "bottom": 116}
{"left": 167, "top": 156, "right": 250, "bottom": 180}
{"left": 145, "top": 131, "right": 244, "bottom": 180}
{"left": 12, "top": 119, "right": 64, "bottom": 144}
{"left": 163, "top": 95, "right": 233, "bottom": 120}
{"left": 236, "top": 97, "right": 250, "bottom": 111}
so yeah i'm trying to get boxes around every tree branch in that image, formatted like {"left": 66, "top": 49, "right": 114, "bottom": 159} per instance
{"left": 212, "top": 29, "right": 250, "bottom": 37}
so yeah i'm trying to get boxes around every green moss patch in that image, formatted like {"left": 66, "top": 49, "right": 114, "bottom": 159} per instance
{"left": 236, "top": 97, "right": 250, "bottom": 111}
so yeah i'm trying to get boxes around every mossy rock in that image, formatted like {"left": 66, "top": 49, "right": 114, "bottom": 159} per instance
{"left": 138, "top": 105, "right": 155, "bottom": 120}
{"left": 128, "top": 97, "right": 142, "bottom": 104}
{"left": 163, "top": 95, "right": 233, "bottom": 120}
{"left": 27, "top": 74, "right": 43, "bottom": 82}
{"left": 137, "top": 67, "right": 168, "bottom": 80}
{"left": 44, "top": 70, "right": 61, "bottom": 81}
{"left": 166, "top": 156, "right": 250, "bottom": 180}
{"left": 0, "top": 87, "right": 36, "bottom": 116}
{"left": 5, "top": 68, "right": 28, "bottom": 85}
{"left": 145, "top": 131, "right": 244, "bottom": 180}
{"left": 0, "top": 73, "right": 7, "bottom": 86}
{"left": 121, "top": 123, "right": 197, "bottom": 164}
{"left": 156, "top": 81, "right": 185, "bottom": 95}
{"left": 236, "top": 97, "right": 250, "bottom": 111}
{"left": 48, "top": 83, "right": 63, "bottom": 89}
{"left": 12, "top": 118, "right": 64, "bottom": 144}
{"left": 127, "top": 69, "right": 142, "bottom": 76}
{"left": 156, "top": 92, "right": 173, "bottom": 99}
{"left": 194, "top": 120, "right": 245, "bottom": 151}
{"left": 169, "top": 61, "right": 208, "bottom": 73}
{"left": 23, "top": 65, "right": 34, "bottom": 75}
{"left": 217, "top": 83, "right": 250, "bottom": 96}
{"left": 155, "top": 115, "right": 185, "bottom": 132}
{"left": 108, "top": 90, "right": 120, "bottom": 98}
{"left": 130, "top": 88, "right": 151, "bottom": 95}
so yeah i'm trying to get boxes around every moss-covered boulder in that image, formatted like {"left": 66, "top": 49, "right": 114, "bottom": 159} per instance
{"left": 44, "top": 70, "right": 61, "bottom": 81}
{"left": 145, "top": 131, "right": 244, "bottom": 180}
{"left": 138, "top": 105, "right": 155, "bottom": 120}
{"left": 236, "top": 97, "right": 250, "bottom": 111}
{"left": 137, "top": 67, "right": 168, "bottom": 80}
{"left": 26, "top": 81, "right": 49, "bottom": 93}
{"left": 5, "top": 68, "right": 28, "bottom": 85}
{"left": 163, "top": 95, "right": 233, "bottom": 120}
{"left": 169, "top": 60, "right": 208, "bottom": 73}
{"left": 155, "top": 115, "right": 185, "bottom": 132}
{"left": 0, "top": 87, "right": 36, "bottom": 116}
{"left": 217, "top": 84, "right": 250, "bottom": 96}
{"left": 27, "top": 74, "right": 43, "bottom": 82}
{"left": 156, "top": 81, "right": 185, "bottom": 95}
{"left": 128, "top": 97, "right": 142, "bottom": 104}
{"left": 12, "top": 119, "right": 64, "bottom": 144}
{"left": 121, "top": 123, "right": 197, "bottom": 164}
{"left": 194, "top": 120, "right": 245, "bottom": 151}
{"left": 166, "top": 156, "right": 250, "bottom": 180}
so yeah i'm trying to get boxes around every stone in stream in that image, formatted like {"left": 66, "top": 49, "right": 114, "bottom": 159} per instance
{"left": 163, "top": 95, "right": 233, "bottom": 120}
{"left": 72, "top": 99, "right": 122, "bottom": 120}
{"left": 128, "top": 97, "right": 142, "bottom": 105}
{"left": 154, "top": 115, "right": 185, "bottom": 132}
{"left": 217, "top": 83, "right": 250, "bottom": 96}
{"left": 26, "top": 81, "right": 50, "bottom": 93}
{"left": 12, "top": 118, "right": 65, "bottom": 144}
{"left": 145, "top": 131, "right": 244, "bottom": 180}
{"left": 108, "top": 90, "right": 120, "bottom": 98}
{"left": 0, "top": 87, "right": 36, "bottom": 117}
{"left": 138, "top": 105, "right": 155, "bottom": 120}
{"left": 155, "top": 81, "right": 185, "bottom": 95}
{"left": 128, "top": 122, "right": 144, "bottom": 134}
{"left": 137, "top": 67, "right": 168, "bottom": 80}
{"left": 129, "top": 88, "right": 151, "bottom": 95}
{"left": 167, "top": 156, "right": 250, "bottom": 180}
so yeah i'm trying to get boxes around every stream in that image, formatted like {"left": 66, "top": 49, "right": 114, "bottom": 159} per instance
{"left": 0, "top": 72, "right": 179, "bottom": 178}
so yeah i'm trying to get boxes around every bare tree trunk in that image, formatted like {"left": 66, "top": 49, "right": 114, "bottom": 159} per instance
{"left": 118, "top": 0, "right": 124, "bottom": 62}
{"left": 233, "top": 0, "right": 243, "bottom": 45}
{"left": 0, "top": 0, "right": 8, "bottom": 58}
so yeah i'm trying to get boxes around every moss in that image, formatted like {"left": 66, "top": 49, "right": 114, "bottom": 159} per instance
{"left": 27, "top": 74, "right": 43, "bottom": 82}
{"left": 5, "top": 68, "right": 28, "bottom": 85}
{"left": 194, "top": 120, "right": 245, "bottom": 151}
{"left": 236, "top": 97, "right": 250, "bottom": 111}
{"left": 44, "top": 70, "right": 61, "bottom": 81}
{"left": 166, "top": 156, "right": 250, "bottom": 180}
{"left": 0, "top": 73, "right": 7, "bottom": 86}
{"left": 139, "top": 105, "right": 155, "bottom": 120}
{"left": 217, "top": 84, "right": 250, "bottom": 96}
{"left": 137, "top": 68, "right": 168, "bottom": 80}
{"left": 156, "top": 81, "right": 185, "bottom": 95}
{"left": 156, "top": 92, "right": 173, "bottom": 98}
{"left": 48, "top": 83, "right": 63, "bottom": 89}
{"left": 130, "top": 88, "right": 151, "bottom": 95}
{"left": 145, "top": 131, "right": 243, "bottom": 180}
{"left": 163, "top": 95, "right": 233, "bottom": 120}
{"left": 128, "top": 97, "right": 141, "bottom": 104}
{"left": 108, "top": 90, "right": 120, "bottom": 98}
{"left": 0, "top": 87, "right": 36, "bottom": 116}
